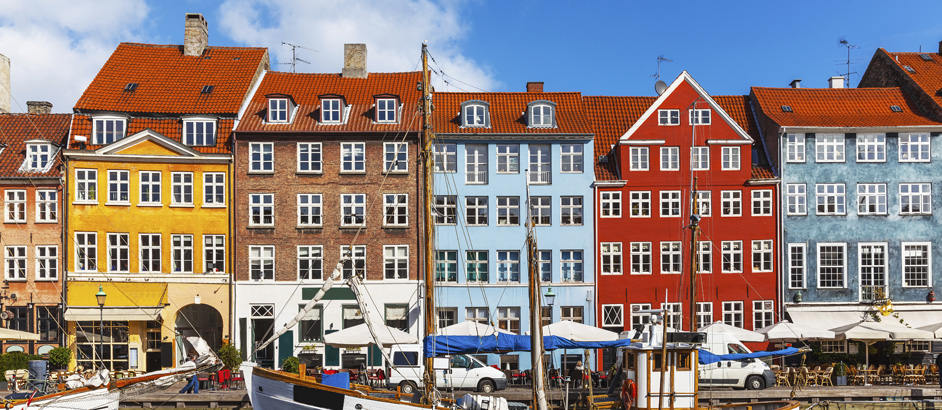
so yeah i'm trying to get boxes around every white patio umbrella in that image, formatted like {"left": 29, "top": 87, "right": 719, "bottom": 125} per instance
{"left": 542, "top": 320, "right": 618, "bottom": 342}
{"left": 917, "top": 322, "right": 942, "bottom": 338}
{"left": 833, "top": 320, "right": 934, "bottom": 375}
{"left": 438, "top": 321, "right": 512, "bottom": 336}
{"left": 324, "top": 323, "right": 417, "bottom": 348}
{"left": 756, "top": 320, "right": 835, "bottom": 341}
{"left": 698, "top": 321, "right": 766, "bottom": 343}
{"left": 0, "top": 328, "right": 40, "bottom": 341}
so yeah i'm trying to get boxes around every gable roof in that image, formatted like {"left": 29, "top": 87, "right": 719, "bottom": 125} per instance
{"left": 237, "top": 71, "right": 423, "bottom": 133}
{"left": 74, "top": 43, "right": 268, "bottom": 116}
{"left": 68, "top": 115, "right": 235, "bottom": 154}
{"left": 867, "top": 49, "right": 942, "bottom": 109}
{"left": 0, "top": 114, "right": 72, "bottom": 178}
{"left": 432, "top": 92, "right": 593, "bottom": 135}
{"left": 751, "top": 86, "right": 938, "bottom": 128}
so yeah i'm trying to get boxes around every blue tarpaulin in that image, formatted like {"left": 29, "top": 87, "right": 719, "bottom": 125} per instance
{"left": 698, "top": 347, "right": 800, "bottom": 365}
{"left": 423, "top": 335, "right": 635, "bottom": 357}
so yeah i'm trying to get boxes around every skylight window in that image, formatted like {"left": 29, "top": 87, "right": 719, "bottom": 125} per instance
{"left": 781, "top": 105, "right": 793, "bottom": 113}
{"left": 201, "top": 85, "right": 215, "bottom": 94}
{"left": 890, "top": 105, "right": 903, "bottom": 113}
{"left": 904, "top": 65, "right": 915, "bottom": 73}
{"left": 920, "top": 53, "right": 933, "bottom": 61}
{"left": 124, "top": 83, "right": 138, "bottom": 92}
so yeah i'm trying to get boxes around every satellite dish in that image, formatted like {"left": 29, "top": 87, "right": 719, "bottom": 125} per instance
{"left": 654, "top": 81, "right": 668, "bottom": 96}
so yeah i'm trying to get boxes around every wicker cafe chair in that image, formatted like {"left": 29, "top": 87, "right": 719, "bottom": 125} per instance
{"left": 775, "top": 369, "right": 790, "bottom": 387}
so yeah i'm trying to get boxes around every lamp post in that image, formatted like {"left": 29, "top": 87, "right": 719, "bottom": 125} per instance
{"left": 544, "top": 287, "right": 556, "bottom": 309}
{"left": 95, "top": 285, "right": 106, "bottom": 370}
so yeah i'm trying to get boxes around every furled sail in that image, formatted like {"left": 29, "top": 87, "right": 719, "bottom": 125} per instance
{"left": 255, "top": 262, "right": 344, "bottom": 352}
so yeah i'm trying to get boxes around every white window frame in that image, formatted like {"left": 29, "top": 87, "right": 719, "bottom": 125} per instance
{"left": 788, "top": 244, "right": 806, "bottom": 289}
{"left": 751, "top": 240, "right": 773, "bottom": 272}
{"left": 694, "top": 190, "right": 711, "bottom": 217}
{"left": 496, "top": 307, "right": 521, "bottom": 334}
{"left": 661, "top": 302, "right": 683, "bottom": 329}
{"left": 171, "top": 234, "right": 193, "bottom": 273}
{"left": 496, "top": 250, "right": 520, "bottom": 283}
{"left": 107, "top": 233, "right": 129, "bottom": 273}
{"left": 203, "top": 235, "right": 225, "bottom": 273}
{"left": 26, "top": 142, "right": 52, "bottom": 170}
{"left": 203, "top": 172, "right": 225, "bottom": 207}
{"left": 298, "top": 245, "right": 323, "bottom": 281}
{"left": 376, "top": 98, "right": 398, "bottom": 123}
{"left": 856, "top": 133, "right": 886, "bottom": 162}
{"left": 340, "top": 194, "right": 366, "bottom": 227}
{"left": 383, "top": 245, "right": 409, "bottom": 280}
{"left": 249, "top": 142, "right": 273, "bottom": 173}
{"left": 660, "top": 146, "right": 679, "bottom": 171}
{"left": 751, "top": 189, "right": 773, "bottom": 216}
{"left": 785, "top": 134, "right": 805, "bottom": 163}
{"left": 249, "top": 245, "right": 275, "bottom": 281}
{"left": 899, "top": 183, "right": 932, "bottom": 215}
{"left": 75, "top": 169, "right": 97, "bottom": 204}
{"left": 786, "top": 184, "right": 807, "bottom": 215}
{"left": 629, "top": 147, "right": 649, "bottom": 171}
{"left": 139, "top": 171, "right": 162, "bottom": 206}
{"left": 465, "top": 196, "right": 488, "bottom": 226}
{"left": 721, "top": 241, "right": 743, "bottom": 273}
{"left": 497, "top": 144, "right": 520, "bottom": 174}
{"left": 859, "top": 242, "right": 888, "bottom": 301}
{"left": 902, "top": 242, "right": 931, "bottom": 288}
{"left": 297, "top": 142, "right": 323, "bottom": 173}
{"left": 815, "top": 134, "right": 845, "bottom": 162}
{"left": 298, "top": 194, "right": 323, "bottom": 227}
{"left": 466, "top": 145, "right": 488, "bottom": 184}
{"left": 4, "top": 246, "right": 26, "bottom": 280}
{"left": 92, "top": 117, "right": 126, "bottom": 145}
{"left": 321, "top": 98, "right": 343, "bottom": 123}
{"left": 433, "top": 143, "right": 457, "bottom": 173}
{"left": 659, "top": 190, "right": 681, "bottom": 218}
{"left": 899, "top": 133, "right": 930, "bottom": 163}
{"left": 602, "top": 304, "right": 624, "bottom": 328}
{"left": 629, "top": 191, "right": 650, "bottom": 217}
{"left": 75, "top": 232, "right": 97, "bottom": 272}
{"left": 383, "top": 194, "right": 408, "bottom": 227}
{"left": 4, "top": 190, "right": 25, "bottom": 223}
{"left": 530, "top": 196, "right": 551, "bottom": 226}
{"left": 721, "top": 146, "right": 740, "bottom": 170}
{"left": 630, "top": 242, "right": 652, "bottom": 275}
{"left": 497, "top": 196, "right": 519, "bottom": 226}
{"left": 722, "top": 301, "right": 744, "bottom": 328}
{"left": 35, "top": 246, "right": 57, "bottom": 280}
{"left": 340, "top": 245, "right": 366, "bottom": 279}
{"left": 561, "top": 196, "right": 583, "bottom": 226}
{"left": 630, "top": 304, "right": 651, "bottom": 329}
{"left": 561, "top": 250, "right": 583, "bottom": 282}
{"left": 560, "top": 144, "right": 583, "bottom": 173}
{"left": 384, "top": 142, "right": 408, "bottom": 173}
{"left": 697, "top": 302, "right": 713, "bottom": 329}
{"left": 341, "top": 142, "right": 366, "bottom": 173}
{"left": 529, "top": 104, "right": 554, "bottom": 128}
{"left": 753, "top": 300, "right": 774, "bottom": 330}
{"left": 660, "top": 241, "right": 682, "bottom": 274}
{"left": 528, "top": 144, "right": 551, "bottom": 184}
{"left": 815, "top": 183, "right": 846, "bottom": 215}
{"left": 433, "top": 195, "right": 457, "bottom": 225}
{"left": 691, "top": 146, "right": 709, "bottom": 170}
{"left": 249, "top": 193, "right": 274, "bottom": 227}
{"left": 658, "top": 109, "right": 679, "bottom": 126}
{"left": 139, "top": 233, "right": 161, "bottom": 273}
{"left": 171, "top": 172, "right": 193, "bottom": 206}
{"left": 857, "top": 183, "right": 887, "bottom": 215}
{"left": 817, "top": 243, "right": 847, "bottom": 289}
{"left": 268, "top": 98, "right": 289, "bottom": 123}
{"left": 182, "top": 118, "right": 217, "bottom": 146}
{"left": 35, "top": 190, "right": 57, "bottom": 223}
{"left": 107, "top": 170, "right": 129, "bottom": 205}
{"left": 600, "top": 242, "right": 622, "bottom": 275}
{"left": 463, "top": 104, "right": 488, "bottom": 127}
{"left": 435, "top": 250, "right": 458, "bottom": 282}
{"left": 720, "top": 190, "right": 741, "bottom": 217}
{"left": 465, "top": 250, "right": 488, "bottom": 283}
{"left": 698, "top": 241, "right": 712, "bottom": 273}
{"left": 600, "top": 191, "right": 621, "bottom": 218}
{"left": 689, "top": 109, "right": 711, "bottom": 125}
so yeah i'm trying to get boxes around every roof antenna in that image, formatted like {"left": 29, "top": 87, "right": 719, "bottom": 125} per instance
{"left": 837, "top": 37, "right": 859, "bottom": 88}
{"left": 279, "top": 42, "right": 317, "bottom": 73}
{"left": 652, "top": 55, "right": 672, "bottom": 95}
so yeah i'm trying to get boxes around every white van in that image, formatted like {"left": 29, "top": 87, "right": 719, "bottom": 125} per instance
{"left": 698, "top": 332, "right": 774, "bottom": 390}
{"left": 386, "top": 344, "right": 508, "bottom": 394}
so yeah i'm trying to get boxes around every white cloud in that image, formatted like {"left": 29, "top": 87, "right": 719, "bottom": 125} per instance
{"left": 217, "top": 0, "right": 497, "bottom": 92}
{"left": 0, "top": 0, "right": 150, "bottom": 112}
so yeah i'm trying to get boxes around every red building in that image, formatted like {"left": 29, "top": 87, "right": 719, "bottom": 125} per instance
{"left": 586, "top": 72, "right": 779, "bottom": 355}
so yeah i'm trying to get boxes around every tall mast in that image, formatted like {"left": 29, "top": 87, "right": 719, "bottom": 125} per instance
{"left": 420, "top": 43, "right": 438, "bottom": 402}
{"left": 525, "top": 178, "right": 549, "bottom": 410}
{"left": 688, "top": 178, "right": 701, "bottom": 332}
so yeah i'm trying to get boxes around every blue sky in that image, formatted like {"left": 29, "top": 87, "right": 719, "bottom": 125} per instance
{"left": 2, "top": 0, "right": 942, "bottom": 111}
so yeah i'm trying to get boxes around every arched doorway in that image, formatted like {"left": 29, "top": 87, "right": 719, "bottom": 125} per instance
{"left": 175, "top": 305, "right": 223, "bottom": 355}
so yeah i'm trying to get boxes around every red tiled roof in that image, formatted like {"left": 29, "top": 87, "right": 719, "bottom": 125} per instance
{"left": 751, "top": 86, "right": 937, "bottom": 127}
{"left": 431, "top": 92, "right": 593, "bottom": 135}
{"left": 751, "top": 164, "right": 775, "bottom": 180}
{"left": 712, "top": 95, "right": 761, "bottom": 139}
{"left": 237, "top": 71, "right": 423, "bottom": 133}
{"left": 74, "top": 43, "right": 268, "bottom": 115}
{"left": 69, "top": 115, "right": 234, "bottom": 154}
{"left": 583, "top": 96, "right": 655, "bottom": 180}
{"left": 0, "top": 114, "right": 72, "bottom": 178}
{"left": 875, "top": 50, "right": 942, "bottom": 109}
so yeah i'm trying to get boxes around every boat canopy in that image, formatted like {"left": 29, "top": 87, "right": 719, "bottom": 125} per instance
{"left": 698, "top": 346, "right": 799, "bottom": 365}
{"left": 424, "top": 334, "right": 634, "bottom": 357}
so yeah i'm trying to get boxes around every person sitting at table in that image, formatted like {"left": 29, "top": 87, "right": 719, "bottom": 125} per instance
{"left": 569, "top": 360, "right": 584, "bottom": 388}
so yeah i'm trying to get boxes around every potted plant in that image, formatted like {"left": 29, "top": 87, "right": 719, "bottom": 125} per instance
{"left": 834, "top": 362, "right": 847, "bottom": 386}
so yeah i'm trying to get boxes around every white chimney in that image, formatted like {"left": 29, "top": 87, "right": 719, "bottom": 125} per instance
{"left": 828, "top": 76, "right": 845, "bottom": 89}
{"left": 184, "top": 13, "right": 209, "bottom": 57}
{"left": 0, "top": 52, "right": 10, "bottom": 113}
{"left": 789, "top": 79, "right": 802, "bottom": 89}
{"left": 342, "top": 43, "right": 367, "bottom": 79}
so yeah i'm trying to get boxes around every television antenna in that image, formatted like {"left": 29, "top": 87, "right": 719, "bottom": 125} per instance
{"left": 279, "top": 42, "right": 317, "bottom": 73}
{"left": 837, "top": 37, "right": 859, "bottom": 88}
{"left": 651, "top": 55, "right": 673, "bottom": 82}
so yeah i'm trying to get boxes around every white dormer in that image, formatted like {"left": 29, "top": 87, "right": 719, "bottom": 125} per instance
{"left": 182, "top": 116, "right": 218, "bottom": 146}
{"left": 374, "top": 94, "right": 400, "bottom": 123}
{"left": 92, "top": 115, "right": 128, "bottom": 145}
{"left": 266, "top": 94, "right": 297, "bottom": 124}
{"left": 527, "top": 100, "right": 556, "bottom": 128}
{"left": 319, "top": 95, "right": 350, "bottom": 124}
{"left": 461, "top": 100, "right": 490, "bottom": 128}
{"left": 22, "top": 140, "right": 57, "bottom": 172}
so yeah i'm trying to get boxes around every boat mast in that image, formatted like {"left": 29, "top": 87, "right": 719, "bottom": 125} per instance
{"left": 688, "top": 178, "right": 701, "bottom": 332}
{"left": 421, "top": 43, "right": 438, "bottom": 402}
{"left": 525, "top": 177, "right": 549, "bottom": 410}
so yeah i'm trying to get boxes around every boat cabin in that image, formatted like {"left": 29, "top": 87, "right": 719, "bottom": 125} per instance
{"left": 620, "top": 321, "right": 700, "bottom": 410}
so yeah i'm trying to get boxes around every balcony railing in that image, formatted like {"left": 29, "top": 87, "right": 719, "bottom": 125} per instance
{"left": 466, "top": 171, "right": 488, "bottom": 184}
{"left": 528, "top": 170, "right": 551, "bottom": 185}
{"left": 860, "top": 285, "right": 888, "bottom": 303}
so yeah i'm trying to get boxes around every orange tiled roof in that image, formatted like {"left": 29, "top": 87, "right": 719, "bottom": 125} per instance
{"left": 431, "top": 92, "right": 593, "bottom": 135}
{"left": 0, "top": 114, "right": 72, "bottom": 178}
{"left": 751, "top": 163, "right": 775, "bottom": 180}
{"left": 237, "top": 71, "right": 423, "bottom": 133}
{"left": 69, "top": 115, "right": 235, "bottom": 154}
{"left": 751, "top": 86, "right": 937, "bottom": 128}
{"left": 74, "top": 43, "right": 268, "bottom": 115}
{"left": 875, "top": 50, "right": 942, "bottom": 109}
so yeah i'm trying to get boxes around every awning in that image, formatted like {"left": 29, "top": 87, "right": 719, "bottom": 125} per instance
{"left": 65, "top": 306, "right": 163, "bottom": 321}
{"left": 788, "top": 306, "right": 942, "bottom": 332}
{"left": 787, "top": 307, "right": 867, "bottom": 331}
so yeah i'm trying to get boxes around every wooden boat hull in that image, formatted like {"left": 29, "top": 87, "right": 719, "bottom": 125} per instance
{"left": 707, "top": 401, "right": 801, "bottom": 410}
{"left": 9, "top": 388, "right": 119, "bottom": 410}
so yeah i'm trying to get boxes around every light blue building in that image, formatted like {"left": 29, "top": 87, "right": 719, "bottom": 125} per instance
{"left": 430, "top": 86, "right": 596, "bottom": 371}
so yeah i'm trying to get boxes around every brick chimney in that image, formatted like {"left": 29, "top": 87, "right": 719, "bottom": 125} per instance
{"left": 342, "top": 43, "right": 367, "bottom": 79}
{"left": 789, "top": 79, "right": 802, "bottom": 89}
{"left": 828, "top": 76, "right": 845, "bottom": 89}
{"left": 527, "top": 82, "right": 544, "bottom": 93}
{"left": 938, "top": 40, "right": 942, "bottom": 55}
{"left": 27, "top": 101, "right": 52, "bottom": 114}
{"left": 183, "top": 13, "right": 209, "bottom": 57}
{"left": 0, "top": 52, "right": 9, "bottom": 113}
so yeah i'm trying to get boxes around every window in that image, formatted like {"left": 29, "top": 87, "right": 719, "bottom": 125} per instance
{"left": 383, "top": 194, "right": 407, "bottom": 227}
{"left": 341, "top": 194, "right": 366, "bottom": 227}
{"left": 297, "top": 245, "right": 323, "bottom": 281}
{"left": 658, "top": 109, "right": 679, "bottom": 125}
{"left": 321, "top": 98, "right": 343, "bottom": 123}
{"left": 815, "top": 184, "right": 846, "bottom": 215}
{"left": 858, "top": 184, "right": 887, "bottom": 215}
{"left": 466, "top": 145, "right": 488, "bottom": 184}
{"left": 859, "top": 243, "right": 886, "bottom": 300}
{"left": 721, "top": 146, "right": 740, "bottom": 170}
{"left": 689, "top": 109, "right": 711, "bottom": 125}
{"left": 249, "top": 142, "right": 273, "bottom": 172}
{"left": 35, "top": 246, "right": 57, "bottom": 280}
{"left": 171, "top": 172, "right": 193, "bottom": 205}
{"left": 600, "top": 191, "right": 621, "bottom": 217}
{"left": 697, "top": 302, "right": 713, "bottom": 329}
{"left": 788, "top": 244, "right": 805, "bottom": 289}
{"left": 497, "top": 197, "right": 520, "bottom": 226}
{"left": 36, "top": 190, "right": 57, "bottom": 222}
{"left": 463, "top": 104, "right": 488, "bottom": 127}
{"left": 538, "top": 250, "right": 551, "bottom": 282}
{"left": 203, "top": 173, "right": 225, "bottom": 206}
{"left": 660, "top": 147, "right": 679, "bottom": 171}
{"left": 601, "top": 242, "right": 622, "bottom": 275}
{"left": 900, "top": 133, "right": 930, "bottom": 162}
{"left": 433, "top": 143, "right": 457, "bottom": 172}
{"left": 630, "top": 191, "right": 650, "bottom": 217}
{"left": 530, "top": 196, "right": 551, "bottom": 226}
{"left": 384, "top": 245, "right": 409, "bottom": 280}
{"left": 466, "top": 250, "right": 488, "bottom": 283}
{"left": 294, "top": 194, "right": 323, "bottom": 227}
{"left": 26, "top": 143, "right": 52, "bottom": 170}
{"left": 752, "top": 190, "right": 772, "bottom": 216}
{"left": 630, "top": 242, "right": 652, "bottom": 275}
{"left": 299, "top": 305, "right": 323, "bottom": 342}
{"left": 297, "top": 142, "right": 322, "bottom": 173}
{"left": 496, "top": 307, "right": 521, "bottom": 334}
{"left": 753, "top": 300, "right": 774, "bottom": 330}
{"left": 602, "top": 304, "right": 623, "bottom": 328}
{"left": 786, "top": 184, "right": 806, "bottom": 215}
{"left": 722, "top": 301, "right": 743, "bottom": 328}
{"left": 528, "top": 145, "right": 551, "bottom": 184}
{"left": 752, "top": 240, "right": 773, "bottom": 272}
{"left": 139, "top": 234, "right": 161, "bottom": 272}
{"left": 561, "top": 306, "right": 584, "bottom": 323}
{"left": 786, "top": 134, "right": 805, "bottom": 162}
{"left": 497, "top": 144, "right": 519, "bottom": 173}
{"left": 249, "top": 194, "right": 274, "bottom": 226}
{"left": 37, "top": 306, "right": 59, "bottom": 342}
{"left": 93, "top": 117, "right": 125, "bottom": 144}
{"left": 721, "top": 241, "right": 743, "bottom": 273}
{"left": 561, "top": 196, "right": 583, "bottom": 225}
{"left": 902, "top": 243, "right": 931, "bottom": 287}
{"left": 661, "top": 242, "right": 682, "bottom": 274}
{"left": 721, "top": 190, "right": 741, "bottom": 216}
{"left": 629, "top": 147, "right": 649, "bottom": 171}
{"left": 561, "top": 144, "right": 583, "bottom": 173}
{"left": 107, "top": 233, "right": 129, "bottom": 273}
{"left": 561, "top": 250, "right": 583, "bottom": 282}
{"left": 203, "top": 235, "right": 225, "bottom": 273}
{"left": 183, "top": 119, "right": 216, "bottom": 146}
{"left": 376, "top": 98, "right": 398, "bottom": 123}
{"left": 438, "top": 308, "right": 458, "bottom": 329}
{"left": 466, "top": 307, "right": 489, "bottom": 324}
{"left": 691, "top": 146, "right": 709, "bottom": 170}
{"left": 384, "top": 142, "right": 408, "bottom": 173}
{"left": 821, "top": 341, "right": 846, "bottom": 354}
{"left": 340, "top": 245, "right": 365, "bottom": 279}
{"left": 900, "top": 183, "right": 931, "bottom": 215}
{"left": 433, "top": 195, "right": 457, "bottom": 225}
{"left": 4, "top": 246, "right": 25, "bottom": 280}
{"left": 465, "top": 197, "right": 487, "bottom": 226}
{"left": 815, "top": 134, "right": 845, "bottom": 162}
{"left": 660, "top": 191, "right": 681, "bottom": 217}
{"left": 107, "top": 170, "right": 129, "bottom": 204}
{"left": 630, "top": 304, "right": 651, "bottom": 329}
{"left": 171, "top": 234, "right": 193, "bottom": 273}
{"left": 4, "top": 190, "right": 25, "bottom": 222}
{"left": 434, "top": 250, "right": 458, "bottom": 282}
{"left": 694, "top": 191, "right": 711, "bottom": 217}
{"left": 139, "top": 171, "right": 161, "bottom": 205}
{"left": 497, "top": 251, "right": 520, "bottom": 282}
{"left": 529, "top": 104, "right": 554, "bottom": 128}
{"left": 856, "top": 134, "right": 885, "bottom": 162}
{"left": 75, "top": 232, "right": 97, "bottom": 272}
{"left": 268, "top": 98, "right": 288, "bottom": 123}
{"left": 341, "top": 142, "right": 366, "bottom": 172}
{"left": 249, "top": 245, "right": 275, "bottom": 281}
{"left": 386, "top": 305, "right": 409, "bottom": 332}
{"left": 342, "top": 305, "right": 363, "bottom": 328}
{"left": 818, "top": 243, "right": 846, "bottom": 288}
{"left": 661, "top": 303, "right": 682, "bottom": 329}
{"left": 698, "top": 241, "right": 712, "bottom": 273}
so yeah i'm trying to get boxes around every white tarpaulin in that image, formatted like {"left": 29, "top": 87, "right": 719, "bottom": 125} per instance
{"left": 324, "top": 323, "right": 416, "bottom": 348}
{"left": 439, "top": 321, "right": 512, "bottom": 336}
{"left": 786, "top": 308, "right": 867, "bottom": 331}
{"left": 698, "top": 321, "right": 765, "bottom": 343}
{"left": 542, "top": 320, "right": 618, "bottom": 342}
{"left": 0, "top": 327, "right": 39, "bottom": 341}
{"left": 756, "top": 320, "right": 835, "bottom": 341}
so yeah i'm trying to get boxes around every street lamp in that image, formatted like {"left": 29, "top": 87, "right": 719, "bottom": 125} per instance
{"left": 95, "top": 285, "right": 106, "bottom": 370}
{"left": 544, "top": 287, "right": 556, "bottom": 307}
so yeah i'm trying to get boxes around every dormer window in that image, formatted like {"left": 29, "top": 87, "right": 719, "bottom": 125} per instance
{"left": 26, "top": 142, "right": 53, "bottom": 170}
{"left": 461, "top": 100, "right": 490, "bottom": 128}
{"left": 376, "top": 97, "right": 399, "bottom": 123}
{"left": 321, "top": 98, "right": 343, "bottom": 123}
{"left": 268, "top": 98, "right": 289, "bottom": 123}
{"left": 527, "top": 101, "right": 556, "bottom": 128}
{"left": 92, "top": 116, "right": 126, "bottom": 145}
{"left": 183, "top": 117, "right": 217, "bottom": 146}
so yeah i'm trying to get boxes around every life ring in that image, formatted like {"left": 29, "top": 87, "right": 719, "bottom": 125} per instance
{"left": 621, "top": 379, "right": 637, "bottom": 409}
